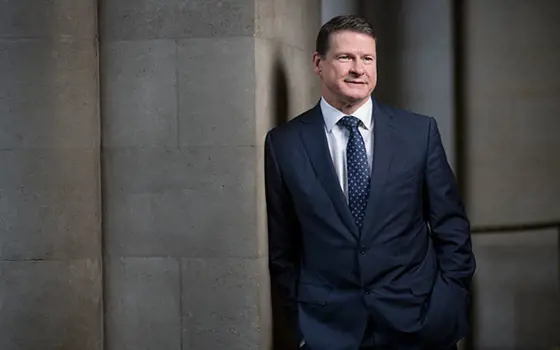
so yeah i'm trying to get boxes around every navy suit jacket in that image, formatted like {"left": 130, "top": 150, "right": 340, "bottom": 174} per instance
{"left": 265, "top": 100, "right": 476, "bottom": 350}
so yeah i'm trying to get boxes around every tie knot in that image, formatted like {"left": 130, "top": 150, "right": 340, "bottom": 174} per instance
{"left": 338, "top": 116, "right": 361, "bottom": 130}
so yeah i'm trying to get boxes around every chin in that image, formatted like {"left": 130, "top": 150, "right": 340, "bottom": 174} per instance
{"left": 343, "top": 93, "right": 370, "bottom": 104}
{"left": 340, "top": 88, "right": 370, "bottom": 102}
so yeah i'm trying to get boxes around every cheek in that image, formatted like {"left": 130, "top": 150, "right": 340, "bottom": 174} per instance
{"left": 336, "top": 69, "right": 351, "bottom": 82}
{"left": 327, "top": 64, "right": 347, "bottom": 76}
{"left": 370, "top": 71, "right": 378, "bottom": 86}
{"left": 327, "top": 70, "right": 344, "bottom": 83}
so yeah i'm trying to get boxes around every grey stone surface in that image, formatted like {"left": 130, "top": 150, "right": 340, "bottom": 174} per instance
{"left": 467, "top": 0, "right": 560, "bottom": 49}
{"left": 321, "top": 0, "right": 358, "bottom": 24}
{"left": 0, "top": 0, "right": 96, "bottom": 38}
{"left": 253, "top": 38, "right": 278, "bottom": 264}
{"left": 103, "top": 146, "right": 260, "bottom": 258}
{"left": 398, "top": 0, "right": 452, "bottom": 51}
{"left": 254, "top": 37, "right": 320, "bottom": 146}
{"left": 254, "top": 0, "right": 275, "bottom": 41}
{"left": 100, "top": 0, "right": 255, "bottom": 40}
{"left": 0, "top": 148, "right": 99, "bottom": 195}
{"left": 100, "top": 1, "right": 322, "bottom": 349}
{"left": 465, "top": 0, "right": 560, "bottom": 226}
{"left": 103, "top": 146, "right": 255, "bottom": 194}
{"left": 396, "top": 47, "right": 454, "bottom": 165}
{"left": 281, "top": 43, "right": 319, "bottom": 119}
{"left": 254, "top": 38, "right": 315, "bottom": 129}
{"left": 0, "top": 151, "right": 100, "bottom": 260}
{"left": 177, "top": 37, "right": 256, "bottom": 147}
{"left": 256, "top": 255, "right": 273, "bottom": 347}
{"left": 0, "top": 1, "right": 102, "bottom": 348}
{"left": 0, "top": 259, "right": 102, "bottom": 350}
{"left": 255, "top": 142, "right": 270, "bottom": 263}
{"left": 467, "top": 48, "right": 560, "bottom": 96}
{"left": 253, "top": 5, "right": 321, "bottom": 347}
{"left": 0, "top": 39, "right": 99, "bottom": 149}
{"left": 255, "top": 0, "right": 301, "bottom": 49}
{"left": 101, "top": 40, "right": 178, "bottom": 148}
{"left": 472, "top": 230, "right": 559, "bottom": 349}
{"left": 105, "top": 257, "right": 181, "bottom": 350}
{"left": 182, "top": 257, "right": 265, "bottom": 350}
{"left": 255, "top": 0, "right": 321, "bottom": 51}
{"left": 514, "top": 290, "right": 560, "bottom": 349}
{"left": 254, "top": 37, "right": 277, "bottom": 145}
{"left": 468, "top": 147, "right": 560, "bottom": 225}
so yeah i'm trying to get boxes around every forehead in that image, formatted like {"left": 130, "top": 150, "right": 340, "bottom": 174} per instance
{"left": 328, "top": 30, "right": 376, "bottom": 54}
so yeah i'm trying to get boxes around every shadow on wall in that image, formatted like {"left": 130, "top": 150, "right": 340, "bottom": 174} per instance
{"left": 269, "top": 55, "right": 300, "bottom": 349}
{"left": 450, "top": 2, "right": 473, "bottom": 349}
{"left": 272, "top": 57, "right": 289, "bottom": 128}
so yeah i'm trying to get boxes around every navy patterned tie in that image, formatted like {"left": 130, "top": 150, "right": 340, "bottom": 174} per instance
{"left": 338, "top": 116, "right": 370, "bottom": 229}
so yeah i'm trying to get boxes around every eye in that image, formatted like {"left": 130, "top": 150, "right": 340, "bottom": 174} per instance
{"left": 363, "top": 56, "right": 375, "bottom": 63}
{"left": 338, "top": 55, "right": 351, "bottom": 61}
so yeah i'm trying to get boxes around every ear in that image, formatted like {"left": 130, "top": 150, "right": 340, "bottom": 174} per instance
{"left": 312, "top": 52, "right": 322, "bottom": 75}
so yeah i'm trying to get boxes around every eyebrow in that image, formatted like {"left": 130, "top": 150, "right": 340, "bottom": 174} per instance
{"left": 334, "top": 52, "right": 376, "bottom": 57}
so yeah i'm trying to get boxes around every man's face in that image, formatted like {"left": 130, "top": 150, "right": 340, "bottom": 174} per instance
{"left": 313, "top": 30, "right": 377, "bottom": 107}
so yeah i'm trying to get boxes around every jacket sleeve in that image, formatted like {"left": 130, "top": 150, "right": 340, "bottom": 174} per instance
{"left": 424, "top": 117, "right": 476, "bottom": 290}
{"left": 264, "top": 131, "right": 302, "bottom": 335}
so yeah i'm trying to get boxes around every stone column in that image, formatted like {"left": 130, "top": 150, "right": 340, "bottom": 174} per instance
{"left": 463, "top": 1, "right": 560, "bottom": 348}
{"left": 0, "top": 1, "right": 102, "bottom": 350}
{"left": 99, "top": 0, "right": 320, "bottom": 349}
{"left": 464, "top": 0, "right": 560, "bottom": 226}
{"left": 321, "top": 0, "right": 359, "bottom": 24}
{"left": 255, "top": 0, "right": 322, "bottom": 348}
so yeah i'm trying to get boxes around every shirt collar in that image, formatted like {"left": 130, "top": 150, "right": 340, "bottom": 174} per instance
{"left": 320, "top": 96, "right": 373, "bottom": 132}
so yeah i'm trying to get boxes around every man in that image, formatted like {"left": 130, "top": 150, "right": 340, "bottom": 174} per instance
{"left": 264, "top": 15, "right": 475, "bottom": 350}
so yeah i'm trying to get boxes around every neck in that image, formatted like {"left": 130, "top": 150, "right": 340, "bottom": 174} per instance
{"left": 323, "top": 95, "right": 369, "bottom": 115}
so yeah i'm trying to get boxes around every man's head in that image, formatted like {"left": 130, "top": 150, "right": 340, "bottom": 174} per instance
{"left": 313, "top": 15, "right": 377, "bottom": 111}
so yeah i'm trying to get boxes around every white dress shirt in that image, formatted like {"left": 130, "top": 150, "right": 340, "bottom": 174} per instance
{"left": 320, "top": 97, "right": 374, "bottom": 198}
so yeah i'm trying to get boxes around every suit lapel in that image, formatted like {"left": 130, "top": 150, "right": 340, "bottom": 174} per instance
{"left": 299, "top": 104, "right": 359, "bottom": 238}
{"left": 361, "top": 101, "right": 396, "bottom": 237}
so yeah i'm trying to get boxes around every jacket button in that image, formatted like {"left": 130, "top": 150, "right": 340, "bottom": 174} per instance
{"left": 360, "top": 250, "right": 366, "bottom": 255}
{"left": 365, "top": 290, "right": 370, "bottom": 295}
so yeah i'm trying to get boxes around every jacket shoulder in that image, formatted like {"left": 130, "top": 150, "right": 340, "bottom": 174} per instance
{"left": 265, "top": 106, "right": 316, "bottom": 143}
{"left": 376, "top": 103, "right": 437, "bottom": 151}
{"left": 379, "top": 103, "right": 433, "bottom": 126}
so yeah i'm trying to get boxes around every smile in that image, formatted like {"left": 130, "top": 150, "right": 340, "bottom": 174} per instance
{"left": 345, "top": 81, "right": 367, "bottom": 85}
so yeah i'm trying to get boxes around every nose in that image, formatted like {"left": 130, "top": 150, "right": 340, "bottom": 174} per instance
{"left": 350, "top": 59, "right": 365, "bottom": 75}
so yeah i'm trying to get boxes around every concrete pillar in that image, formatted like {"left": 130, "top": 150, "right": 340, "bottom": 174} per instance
{"left": 360, "top": 0, "right": 456, "bottom": 168}
{"left": 99, "top": 0, "right": 321, "bottom": 349}
{"left": 464, "top": 1, "right": 560, "bottom": 348}
{"left": 0, "top": 1, "right": 102, "bottom": 350}
{"left": 322, "top": 0, "right": 359, "bottom": 24}
{"left": 471, "top": 229, "right": 559, "bottom": 349}
{"left": 464, "top": 0, "right": 560, "bottom": 226}
{"left": 255, "top": 0, "right": 322, "bottom": 348}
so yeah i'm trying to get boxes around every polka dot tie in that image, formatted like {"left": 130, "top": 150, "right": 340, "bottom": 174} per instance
{"left": 338, "top": 116, "right": 370, "bottom": 229}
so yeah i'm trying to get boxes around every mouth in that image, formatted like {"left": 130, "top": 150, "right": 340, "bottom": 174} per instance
{"left": 345, "top": 80, "right": 367, "bottom": 86}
